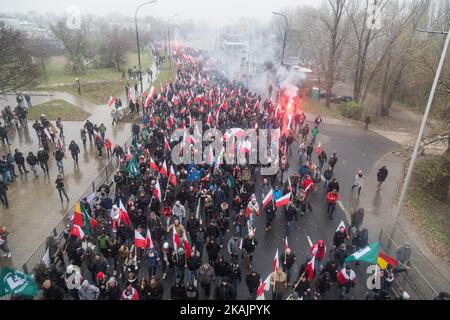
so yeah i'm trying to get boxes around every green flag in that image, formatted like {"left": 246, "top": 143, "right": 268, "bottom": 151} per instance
{"left": 127, "top": 155, "right": 140, "bottom": 178}
{"left": 345, "top": 241, "right": 380, "bottom": 265}
{"left": 0, "top": 268, "right": 37, "bottom": 298}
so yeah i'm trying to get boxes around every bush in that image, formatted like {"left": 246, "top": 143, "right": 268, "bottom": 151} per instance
{"left": 338, "top": 101, "right": 367, "bottom": 121}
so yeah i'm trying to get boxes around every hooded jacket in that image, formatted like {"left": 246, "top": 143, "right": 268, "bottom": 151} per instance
{"left": 78, "top": 280, "right": 100, "bottom": 300}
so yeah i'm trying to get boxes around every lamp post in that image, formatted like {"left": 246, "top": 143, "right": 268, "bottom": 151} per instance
{"left": 389, "top": 27, "right": 450, "bottom": 242}
{"left": 135, "top": 0, "right": 157, "bottom": 94}
{"left": 272, "top": 12, "right": 288, "bottom": 66}
{"left": 167, "top": 13, "right": 179, "bottom": 71}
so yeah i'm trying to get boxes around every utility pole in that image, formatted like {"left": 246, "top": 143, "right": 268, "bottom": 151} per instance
{"left": 389, "top": 27, "right": 450, "bottom": 241}
{"left": 135, "top": 0, "right": 157, "bottom": 94}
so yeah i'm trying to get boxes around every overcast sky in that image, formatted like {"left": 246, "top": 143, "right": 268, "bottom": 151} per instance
{"left": 1, "top": 0, "right": 319, "bottom": 25}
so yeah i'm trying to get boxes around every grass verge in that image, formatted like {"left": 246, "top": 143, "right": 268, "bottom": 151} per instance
{"left": 28, "top": 100, "right": 91, "bottom": 121}
{"left": 405, "top": 155, "right": 450, "bottom": 262}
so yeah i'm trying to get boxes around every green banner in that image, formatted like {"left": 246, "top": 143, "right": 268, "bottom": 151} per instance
{"left": 0, "top": 268, "right": 37, "bottom": 297}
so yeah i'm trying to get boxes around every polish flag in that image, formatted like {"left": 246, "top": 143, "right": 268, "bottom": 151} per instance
{"left": 239, "top": 238, "right": 243, "bottom": 251}
{"left": 315, "top": 142, "right": 322, "bottom": 155}
{"left": 153, "top": 179, "right": 162, "bottom": 202}
{"left": 119, "top": 200, "right": 132, "bottom": 227}
{"left": 164, "top": 137, "right": 171, "bottom": 151}
{"left": 273, "top": 249, "right": 280, "bottom": 271}
{"left": 172, "top": 95, "right": 179, "bottom": 107}
{"left": 172, "top": 227, "right": 180, "bottom": 250}
{"left": 284, "top": 237, "right": 289, "bottom": 251}
{"left": 275, "top": 192, "right": 291, "bottom": 208}
{"left": 256, "top": 274, "right": 271, "bottom": 300}
{"left": 262, "top": 189, "right": 274, "bottom": 208}
{"left": 149, "top": 157, "right": 159, "bottom": 171}
{"left": 169, "top": 165, "right": 177, "bottom": 186}
{"left": 183, "top": 239, "right": 191, "bottom": 258}
{"left": 145, "top": 228, "right": 154, "bottom": 249}
{"left": 207, "top": 112, "right": 213, "bottom": 127}
{"left": 253, "top": 100, "right": 260, "bottom": 111}
{"left": 159, "top": 160, "right": 168, "bottom": 177}
{"left": 306, "top": 255, "right": 316, "bottom": 281}
{"left": 70, "top": 225, "right": 85, "bottom": 240}
{"left": 134, "top": 230, "right": 146, "bottom": 249}
{"left": 215, "top": 104, "right": 222, "bottom": 122}
{"left": 108, "top": 96, "right": 116, "bottom": 108}
{"left": 207, "top": 146, "right": 214, "bottom": 166}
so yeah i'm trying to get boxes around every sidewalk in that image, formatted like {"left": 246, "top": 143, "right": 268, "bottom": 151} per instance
{"left": 0, "top": 61, "right": 159, "bottom": 269}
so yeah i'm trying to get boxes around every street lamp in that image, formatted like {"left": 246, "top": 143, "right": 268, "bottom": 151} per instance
{"left": 389, "top": 27, "right": 450, "bottom": 241}
{"left": 135, "top": 0, "right": 157, "bottom": 94}
{"left": 167, "top": 13, "right": 179, "bottom": 71}
{"left": 272, "top": 12, "right": 288, "bottom": 66}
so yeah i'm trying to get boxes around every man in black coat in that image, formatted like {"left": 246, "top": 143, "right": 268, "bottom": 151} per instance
{"left": 214, "top": 278, "right": 236, "bottom": 300}
{"left": 376, "top": 166, "right": 389, "bottom": 191}
{"left": 14, "top": 149, "right": 28, "bottom": 175}
{"left": 42, "top": 279, "right": 65, "bottom": 300}
{"left": 245, "top": 271, "right": 261, "bottom": 299}
{"left": 37, "top": 148, "right": 49, "bottom": 174}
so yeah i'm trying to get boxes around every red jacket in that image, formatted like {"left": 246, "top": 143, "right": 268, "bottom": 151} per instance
{"left": 310, "top": 240, "right": 327, "bottom": 260}
{"left": 302, "top": 179, "right": 314, "bottom": 197}
{"left": 327, "top": 192, "right": 339, "bottom": 204}
{"left": 337, "top": 268, "right": 356, "bottom": 286}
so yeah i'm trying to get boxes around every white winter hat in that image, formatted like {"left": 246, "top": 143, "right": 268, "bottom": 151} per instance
{"left": 163, "top": 242, "right": 169, "bottom": 249}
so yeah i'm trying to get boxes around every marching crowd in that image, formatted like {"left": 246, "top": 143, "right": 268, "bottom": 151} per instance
{"left": 3, "top": 46, "right": 417, "bottom": 301}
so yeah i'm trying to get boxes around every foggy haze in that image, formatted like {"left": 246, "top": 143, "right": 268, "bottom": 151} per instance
{"left": 1, "top": 0, "right": 320, "bottom": 25}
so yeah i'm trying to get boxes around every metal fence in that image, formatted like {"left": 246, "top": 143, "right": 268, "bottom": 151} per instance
{"left": 19, "top": 136, "right": 133, "bottom": 275}
{"left": 378, "top": 229, "right": 440, "bottom": 300}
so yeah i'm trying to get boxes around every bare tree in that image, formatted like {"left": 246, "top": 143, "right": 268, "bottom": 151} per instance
{"left": 320, "top": 0, "right": 350, "bottom": 107}
{"left": 100, "top": 26, "right": 133, "bottom": 72}
{"left": 0, "top": 22, "right": 42, "bottom": 93}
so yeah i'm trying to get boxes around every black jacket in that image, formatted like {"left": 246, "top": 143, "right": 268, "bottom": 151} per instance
{"left": 171, "top": 284, "right": 186, "bottom": 300}
{"left": 187, "top": 255, "right": 202, "bottom": 271}
{"left": 245, "top": 272, "right": 261, "bottom": 290}
{"left": 377, "top": 167, "right": 388, "bottom": 182}
{"left": 242, "top": 237, "right": 257, "bottom": 253}
{"left": 206, "top": 241, "right": 220, "bottom": 257}
{"left": 26, "top": 154, "right": 38, "bottom": 166}
{"left": 214, "top": 283, "right": 236, "bottom": 300}
{"left": 14, "top": 151, "right": 25, "bottom": 165}
{"left": 43, "top": 284, "right": 65, "bottom": 300}
{"left": 148, "top": 283, "right": 164, "bottom": 300}
{"left": 37, "top": 150, "right": 49, "bottom": 162}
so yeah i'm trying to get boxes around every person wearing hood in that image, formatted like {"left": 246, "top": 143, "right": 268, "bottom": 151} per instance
{"left": 172, "top": 201, "right": 186, "bottom": 224}
{"left": 245, "top": 270, "right": 261, "bottom": 300}
{"left": 64, "top": 264, "right": 83, "bottom": 300}
{"left": 171, "top": 278, "right": 187, "bottom": 300}
{"left": 120, "top": 284, "right": 140, "bottom": 300}
{"left": 242, "top": 231, "right": 258, "bottom": 269}
{"left": 104, "top": 277, "right": 121, "bottom": 300}
{"left": 194, "top": 225, "right": 206, "bottom": 258}
{"left": 316, "top": 271, "right": 332, "bottom": 300}
{"left": 261, "top": 178, "right": 272, "bottom": 199}
{"left": 68, "top": 140, "right": 80, "bottom": 165}
{"left": 395, "top": 242, "right": 412, "bottom": 266}
{"left": 206, "top": 236, "right": 221, "bottom": 265}
{"left": 377, "top": 166, "right": 389, "bottom": 191}
{"left": 26, "top": 151, "right": 39, "bottom": 177}
{"left": 13, "top": 149, "right": 28, "bottom": 175}
{"left": 78, "top": 280, "right": 100, "bottom": 300}
{"left": 310, "top": 240, "right": 327, "bottom": 269}
{"left": 227, "top": 234, "right": 240, "bottom": 261}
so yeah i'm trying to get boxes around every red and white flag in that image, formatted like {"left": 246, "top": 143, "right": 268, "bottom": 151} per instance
{"left": 262, "top": 189, "right": 274, "bottom": 208}
{"left": 256, "top": 274, "right": 271, "bottom": 300}
{"left": 172, "top": 227, "right": 180, "bottom": 250}
{"left": 149, "top": 157, "right": 159, "bottom": 171}
{"left": 153, "top": 179, "right": 162, "bottom": 202}
{"left": 164, "top": 137, "right": 171, "bottom": 151}
{"left": 145, "top": 87, "right": 156, "bottom": 108}
{"left": 134, "top": 230, "right": 146, "bottom": 249}
{"left": 70, "top": 225, "right": 85, "bottom": 240}
{"left": 275, "top": 192, "right": 291, "bottom": 208}
{"left": 119, "top": 200, "right": 132, "bottom": 227}
{"left": 306, "top": 255, "right": 316, "bottom": 281}
{"left": 207, "top": 112, "right": 213, "bottom": 127}
{"left": 159, "top": 160, "right": 168, "bottom": 177}
{"left": 108, "top": 96, "right": 116, "bottom": 108}
{"left": 169, "top": 165, "right": 177, "bottom": 186}
{"left": 183, "top": 239, "right": 191, "bottom": 257}
{"left": 273, "top": 249, "right": 280, "bottom": 271}
{"left": 284, "top": 237, "right": 289, "bottom": 251}
{"left": 145, "top": 228, "right": 154, "bottom": 249}
{"left": 240, "top": 140, "right": 251, "bottom": 153}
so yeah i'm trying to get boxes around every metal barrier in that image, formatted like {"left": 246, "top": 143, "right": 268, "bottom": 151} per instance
{"left": 19, "top": 137, "right": 133, "bottom": 275}
{"left": 378, "top": 229, "right": 440, "bottom": 300}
